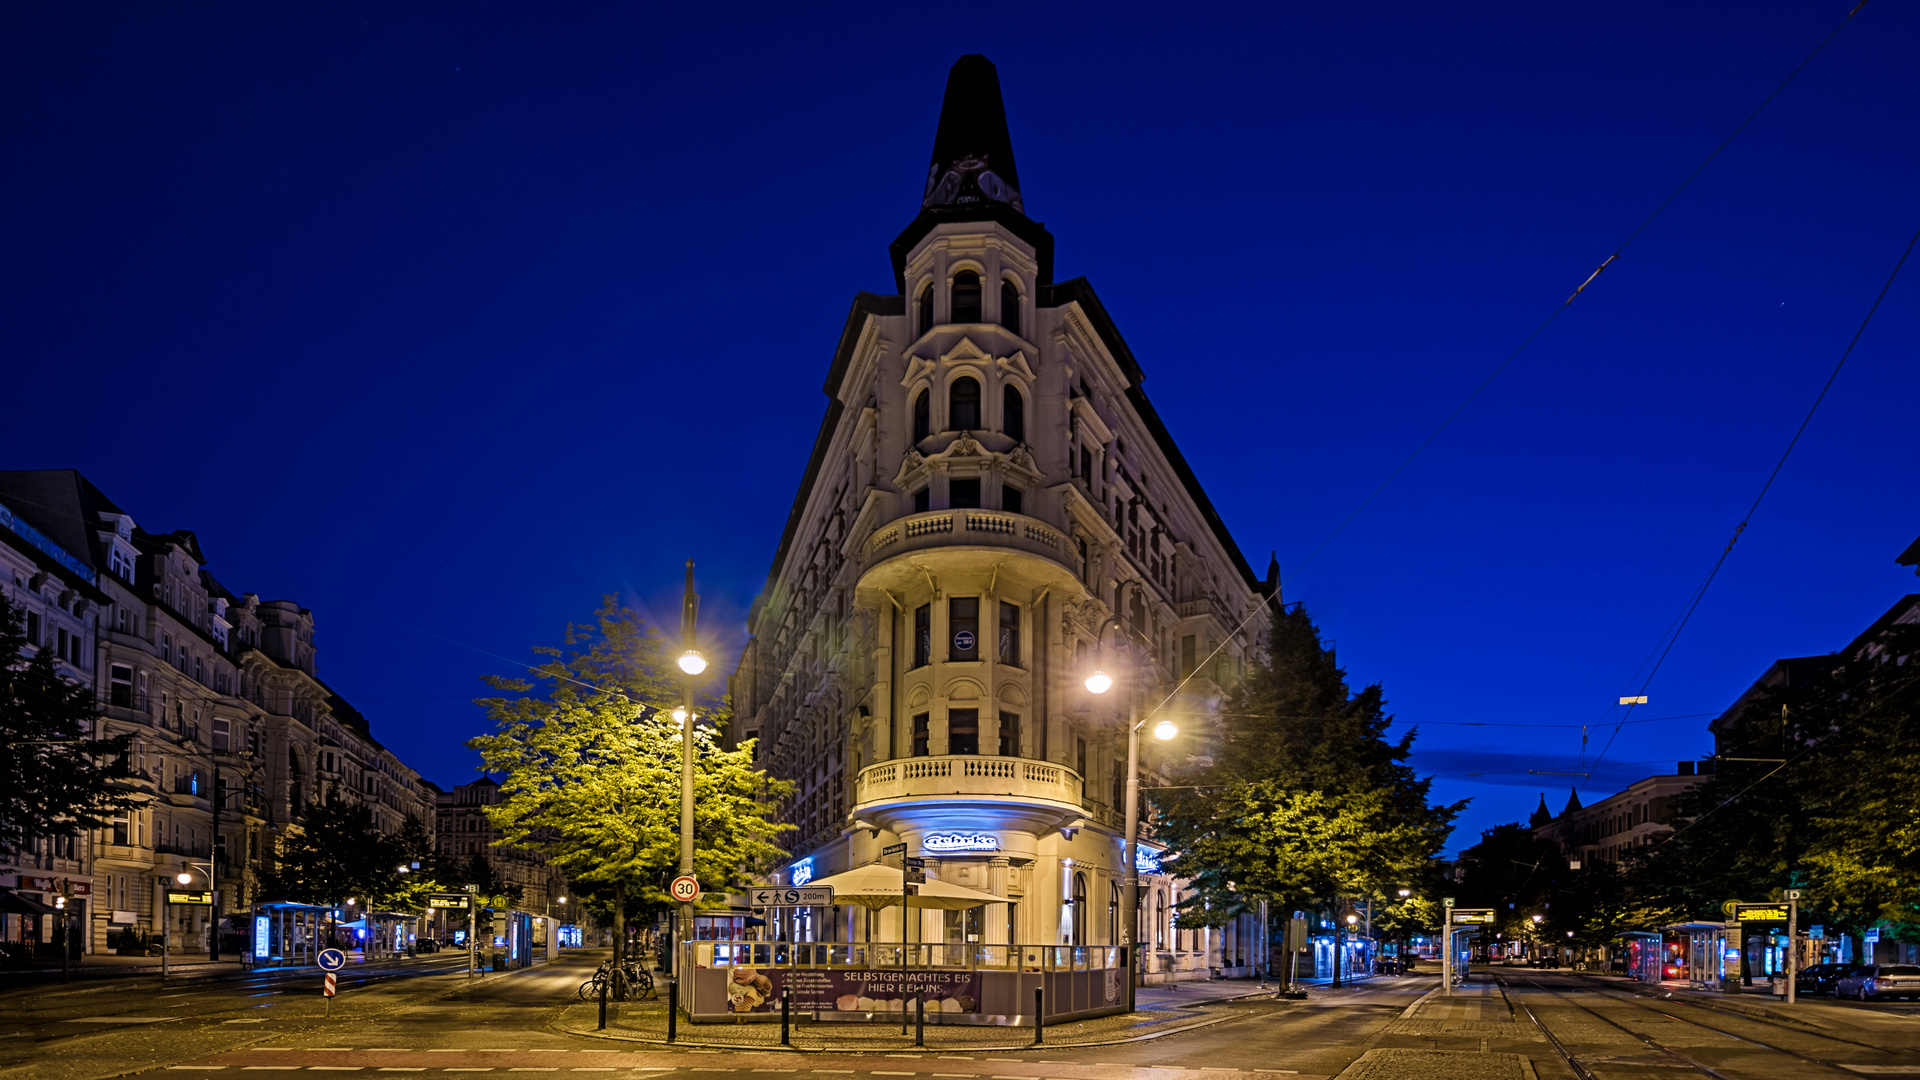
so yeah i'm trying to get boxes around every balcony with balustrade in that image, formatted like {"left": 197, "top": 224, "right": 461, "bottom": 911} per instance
{"left": 852, "top": 754, "right": 1088, "bottom": 838}
{"left": 857, "top": 509, "right": 1080, "bottom": 594}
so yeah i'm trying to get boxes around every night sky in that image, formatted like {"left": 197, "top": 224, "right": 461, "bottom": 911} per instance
{"left": 5, "top": 3, "right": 1916, "bottom": 854}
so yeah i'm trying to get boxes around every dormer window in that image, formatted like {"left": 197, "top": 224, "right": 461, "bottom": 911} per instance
{"left": 1003, "top": 384, "right": 1025, "bottom": 442}
{"left": 1001, "top": 279, "right": 1020, "bottom": 336}
{"left": 950, "top": 376, "right": 980, "bottom": 431}
{"left": 918, "top": 282, "right": 934, "bottom": 336}
{"left": 912, "top": 389, "right": 931, "bottom": 443}
{"left": 951, "top": 271, "right": 981, "bottom": 323}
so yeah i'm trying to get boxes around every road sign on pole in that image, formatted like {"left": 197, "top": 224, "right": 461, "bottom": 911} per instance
{"left": 317, "top": 947, "right": 347, "bottom": 971}
{"left": 669, "top": 876, "right": 701, "bottom": 903}
{"left": 323, "top": 972, "right": 337, "bottom": 997}
{"left": 749, "top": 886, "right": 835, "bottom": 907}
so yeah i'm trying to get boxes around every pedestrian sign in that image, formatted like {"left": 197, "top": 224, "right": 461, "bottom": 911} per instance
{"left": 749, "top": 886, "right": 834, "bottom": 907}
{"left": 317, "top": 947, "right": 348, "bottom": 971}
{"left": 669, "top": 876, "right": 701, "bottom": 903}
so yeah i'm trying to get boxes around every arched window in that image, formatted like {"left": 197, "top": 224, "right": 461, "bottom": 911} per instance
{"left": 1001, "top": 279, "right": 1021, "bottom": 336}
{"left": 949, "top": 376, "right": 980, "bottom": 431}
{"left": 912, "top": 389, "right": 930, "bottom": 443}
{"left": 1002, "top": 384, "right": 1025, "bottom": 442}
{"left": 951, "top": 271, "right": 981, "bottom": 323}
{"left": 1109, "top": 882, "right": 1120, "bottom": 945}
{"left": 1072, "top": 872, "right": 1087, "bottom": 946}
{"left": 1156, "top": 891, "right": 1167, "bottom": 947}
{"left": 918, "top": 281, "right": 934, "bottom": 336}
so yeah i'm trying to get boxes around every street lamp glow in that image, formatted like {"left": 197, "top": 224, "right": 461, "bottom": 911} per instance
{"left": 678, "top": 649, "right": 707, "bottom": 675}
{"left": 672, "top": 706, "right": 689, "bottom": 723}
{"left": 557, "top": 896, "right": 566, "bottom": 904}
{"left": 1085, "top": 670, "right": 1112, "bottom": 694}
{"left": 175, "top": 872, "right": 192, "bottom": 885}
{"left": 1398, "top": 889, "right": 1411, "bottom": 898}
{"left": 346, "top": 898, "right": 356, "bottom": 906}
{"left": 1151, "top": 719, "right": 1178, "bottom": 741}
{"left": 1532, "top": 914, "right": 1543, "bottom": 924}
{"left": 1345, "top": 914, "right": 1359, "bottom": 925}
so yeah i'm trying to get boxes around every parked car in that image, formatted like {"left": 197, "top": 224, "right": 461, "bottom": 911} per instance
{"left": 415, "top": 939, "right": 440, "bottom": 954}
{"left": 1794, "top": 963, "right": 1849, "bottom": 996}
{"left": 1834, "top": 964, "right": 1920, "bottom": 1001}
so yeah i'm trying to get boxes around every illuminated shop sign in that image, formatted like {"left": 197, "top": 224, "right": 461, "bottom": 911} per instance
{"left": 924, "top": 832, "right": 999, "bottom": 853}
{"left": 790, "top": 856, "right": 816, "bottom": 886}
{"left": 254, "top": 915, "right": 270, "bottom": 957}
{"left": 1135, "top": 848, "right": 1164, "bottom": 874}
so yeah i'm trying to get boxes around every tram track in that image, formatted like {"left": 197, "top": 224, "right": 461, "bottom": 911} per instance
{"left": 1497, "top": 972, "right": 1904, "bottom": 1079}
{"left": 1570, "top": 973, "right": 1914, "bottom": 1058}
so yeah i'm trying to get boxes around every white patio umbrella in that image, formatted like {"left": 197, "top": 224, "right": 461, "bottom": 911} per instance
{"left": 799, "top": 863, "right": 1007, "bottom": 911}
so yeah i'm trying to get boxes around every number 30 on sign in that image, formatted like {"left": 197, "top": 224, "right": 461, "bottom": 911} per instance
{"left": 669, "top": 876, "right": 701, "bottom": 902}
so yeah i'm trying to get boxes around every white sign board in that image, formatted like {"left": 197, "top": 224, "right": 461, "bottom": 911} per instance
{"left": 750, "top": 886, "right": 834, "bottom": 907}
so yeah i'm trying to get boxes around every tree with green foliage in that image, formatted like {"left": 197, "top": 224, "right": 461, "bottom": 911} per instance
{"left": 257, "top": 800, "right": 420, "bottom": 913}
{"left": 1642, "top": 619, "right": 1920, "bottom": 942}
{"left": 468, "top": 598, "right": 793, "bottom": 990}
{"left": 1153, "top": 602, "right": 1461, "bottom": 946}
{"left": 0, "top": 592, "right": 140, "bottom": 854}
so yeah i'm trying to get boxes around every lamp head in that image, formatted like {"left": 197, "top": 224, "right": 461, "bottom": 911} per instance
{"left": 1085, "top": 670, "right": 1112, "bottom": 694}
{"left": 678, "top": 649, "right": 707, "bottom": 675}
{"left": 1532, "top": 914, "right": 1543, "bottom": 923}
{"left": 346, "top": 897, "right": 356, "bottom": 906}
{"left": 1345, "top": 914, "right": 1358, "bottom": 925}
{"left": 557, "top": 896, "right": 566, "bottom": 904}
{"left": 1397, "top": 889, "right": 1411, "bottom": 897}
{"left": 1152, "top": 719, "right": 1178, "bottom": 742}
{"left": 672, "top": 706, "right": 689, "bottom": 724}
{"left": 175, "top": 872, "right": 192, "bottom": 885}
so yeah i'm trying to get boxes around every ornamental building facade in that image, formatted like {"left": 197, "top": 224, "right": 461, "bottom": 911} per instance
{"left": 728, "top": 57, "right": 1275, "bottom": 982}
{"left": 0, "top": 469, "right": 436, "bottom": 957}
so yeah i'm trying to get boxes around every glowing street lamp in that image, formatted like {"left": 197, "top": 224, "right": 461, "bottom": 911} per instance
{"left": 1084, "top": 669, "right": 1112, "bottom": 694}
{"left": 1152, "top": 719, "right": 1179, "bottom": 742}
{"left": 678, "top": 649, "right": 707, "bottom": 675}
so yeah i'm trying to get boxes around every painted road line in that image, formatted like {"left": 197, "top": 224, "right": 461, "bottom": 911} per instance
{"left": 62, "top": 1016, "right": 175, "bottom": 1023}
{"left": 376, "top": 1070, "right": 425, "bottom": 1073}
{"left": 443, "top": 1070, "right": 493, "bottom": 1072}
{"left": 240, "top": 1067, "right": 300, "bottom": 1071}
{"left": 569, "top": 1069, "right": 616, "bottom": 1072}
{"left": 309, "top": 1069, "right": 365, "bottom": 1072}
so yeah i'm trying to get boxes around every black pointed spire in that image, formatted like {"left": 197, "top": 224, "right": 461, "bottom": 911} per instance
{"left": 1530, "top": 793, "right": 1554, "bottom": 829}
{"left": 890, "top": 56, "right": 1053, "bottom": 293}
{"left": 922, "top": 55, "right": 1023, "bottom": 214}
{"left": 1561, "top": 786, "right": 1584, "bottom": 816}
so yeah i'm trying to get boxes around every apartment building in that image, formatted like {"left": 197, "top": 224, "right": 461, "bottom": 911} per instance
{"left": 727, "top": 57, "right": 1273, "bottom": 982}
{"left": 0, "top": 470, "right": 434, "bottom": 956}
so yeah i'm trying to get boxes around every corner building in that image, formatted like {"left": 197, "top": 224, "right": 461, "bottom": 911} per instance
{"left": 729, "top": 57, "right": 1274, "bottom": 982}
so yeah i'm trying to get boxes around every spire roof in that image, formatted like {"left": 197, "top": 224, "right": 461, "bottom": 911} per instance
{"left": 1530, "top": 793, "right": 1554, "bottom": 828}
{"left": 1561, "top": 786, "right": 1584, "bottom": 816}
{"left": 922, "top": 55, "right": 1023, "bottom": 215}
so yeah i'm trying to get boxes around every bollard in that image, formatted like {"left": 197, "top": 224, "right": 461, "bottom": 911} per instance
{"left": 667, "top": 978, "right": 678, "bottom": 1042}
{"left": 1032, "top": 986, "right": 1044, "bottom": 1045}
{"left": 914, "top": 992, "right": 925, "bottom": 1047}
{"left": 598, "top": 969, "right": 608, "bottom": 1030}
{"left": 780, "top": 991, "right": 791, "bottom": 1046}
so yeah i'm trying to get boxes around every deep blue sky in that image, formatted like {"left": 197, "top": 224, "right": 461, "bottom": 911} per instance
{"left": 5, "top": 3, "right": 1916, "bottom": 854}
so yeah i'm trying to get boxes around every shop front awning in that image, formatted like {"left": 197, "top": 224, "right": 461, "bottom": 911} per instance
{"left": 0, "top": 889, "right": 61, "bottom": 916}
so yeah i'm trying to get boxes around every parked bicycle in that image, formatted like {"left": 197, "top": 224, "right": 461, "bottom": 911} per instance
{"left": 578, "top": 959, "right": 654, "bottom": 1000}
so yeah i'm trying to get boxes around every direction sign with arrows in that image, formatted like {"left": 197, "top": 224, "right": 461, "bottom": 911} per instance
{"left": 749, "top": 886, "right": 834, "bottom": 907}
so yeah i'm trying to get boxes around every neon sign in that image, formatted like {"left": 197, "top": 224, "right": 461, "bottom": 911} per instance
{"left": 790, "top": 856, "right": 816, "bottom": 886}
{"left": 924, "top": 832, "right": 1000, "bottom": 853}
{"left": 1135, "top": 848, "right": 1163, "bottom": 874}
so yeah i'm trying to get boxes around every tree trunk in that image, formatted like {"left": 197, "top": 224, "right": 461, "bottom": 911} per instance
{"left": 612, "top": 881, "right": 627, "bottom": 1000}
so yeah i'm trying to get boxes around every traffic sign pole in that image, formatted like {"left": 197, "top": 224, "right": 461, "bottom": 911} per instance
{"left": 1786, "top": 890, "right": 1800, "bottom": 1005}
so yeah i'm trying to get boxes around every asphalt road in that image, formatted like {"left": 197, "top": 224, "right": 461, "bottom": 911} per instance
{"left": 7, "top": 953, "right": 1919, "bottom": 1080}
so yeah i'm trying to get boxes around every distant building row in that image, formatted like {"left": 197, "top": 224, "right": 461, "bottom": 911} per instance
{"left": 0, "top": 469, "right": 448, "bottom": 957}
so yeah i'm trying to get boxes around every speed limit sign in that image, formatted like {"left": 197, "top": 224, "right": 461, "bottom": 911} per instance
{"left": 669, "top": 875, "right": 701, "bottom": 903}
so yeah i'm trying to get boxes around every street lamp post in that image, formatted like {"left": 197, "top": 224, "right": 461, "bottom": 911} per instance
{"left": 1084, "top": 616, "right": 1176, "bottom": 1013}
{"left": 675, "top": 561, "right": 706, "bottom": 980}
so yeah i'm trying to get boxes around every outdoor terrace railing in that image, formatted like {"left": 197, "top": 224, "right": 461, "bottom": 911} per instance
{"left": 854, "top": 755, "right": 1082, "bottom": 810}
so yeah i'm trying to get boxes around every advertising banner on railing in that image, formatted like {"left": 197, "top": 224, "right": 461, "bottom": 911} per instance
{"left": 713, "top": 965, "right": 978, "bottom": 1014}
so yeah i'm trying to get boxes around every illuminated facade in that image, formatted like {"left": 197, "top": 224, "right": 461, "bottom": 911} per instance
{"left": 0, "top": 469, "right": 435, "bottom": 956}
{"left": 728, "top": 57, "right": 1274, "bottom": 982}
